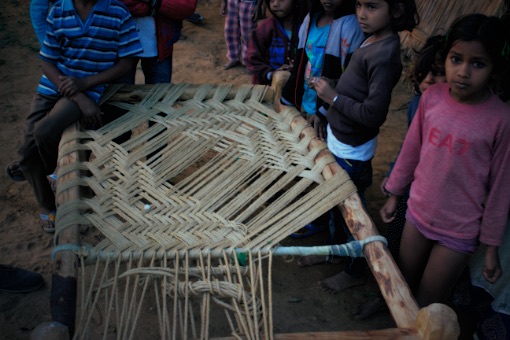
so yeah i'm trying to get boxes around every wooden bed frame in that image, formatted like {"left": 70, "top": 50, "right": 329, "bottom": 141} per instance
{"left": 44, "top": 80, "right": 459, "bottom": 340}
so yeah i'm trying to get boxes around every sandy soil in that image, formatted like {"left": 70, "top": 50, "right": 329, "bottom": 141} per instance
{"left": 0, "top": 0, "right": 412, "bottom": 338}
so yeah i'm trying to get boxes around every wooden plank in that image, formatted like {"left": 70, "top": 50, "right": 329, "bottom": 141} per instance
{"left": 213, "top": 327, "right": 418, "bottom": 340}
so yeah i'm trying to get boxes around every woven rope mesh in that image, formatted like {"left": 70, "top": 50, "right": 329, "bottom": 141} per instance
{"left": 55, "top": 83, "right": 356, "bottom": 261}
{"left": 54, "top": 83, "right": 357, "bottom": 338}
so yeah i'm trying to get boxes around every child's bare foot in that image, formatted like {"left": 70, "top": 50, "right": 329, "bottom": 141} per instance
{"left": 320, "top": 271, "right": 365, "bottom": 294}
{"left": 298, "top": 255, "right": 343, "bottom": 267}
{"left": 351, "top": 296, "right": 388, "bottom": 320}
{"left": 223, "top": 60, "right": 240, "bottom": 70}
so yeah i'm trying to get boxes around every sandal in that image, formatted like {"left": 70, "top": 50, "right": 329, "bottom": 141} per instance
{"left": 6, "top": 161, "right": 26, "bottom": 182}
{"left": 40, "top": 211, "right": 56, "bottom": 233}
{"left": 48, "top": 173, "right": 57, "bottom": 192}
{"left": 290, "top": 223, "right": 327, "bottom": 239}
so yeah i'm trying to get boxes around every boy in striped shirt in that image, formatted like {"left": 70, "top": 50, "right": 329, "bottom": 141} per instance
{"left": 6, "top": 0, "right": 142, "bottom": 233}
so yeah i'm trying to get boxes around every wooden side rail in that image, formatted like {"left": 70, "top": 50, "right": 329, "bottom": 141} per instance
{"left": 51, "top": 123, "right": 82, "bottom": 337}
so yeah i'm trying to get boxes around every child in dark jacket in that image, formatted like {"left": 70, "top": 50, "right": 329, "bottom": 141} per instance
{"left": 245, "top": 0, "right": 306, "bottom": 85}
{"left": 312, "top": 0, "right": 419, "bottom": 294}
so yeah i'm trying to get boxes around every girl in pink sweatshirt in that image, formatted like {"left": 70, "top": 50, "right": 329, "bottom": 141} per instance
{"left": 381, "top": 14, "right": 510, "bottom": 308}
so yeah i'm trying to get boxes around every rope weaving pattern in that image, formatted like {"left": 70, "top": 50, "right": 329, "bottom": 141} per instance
{"left": 55, "top": 83, "right": 359, "bottom": 339}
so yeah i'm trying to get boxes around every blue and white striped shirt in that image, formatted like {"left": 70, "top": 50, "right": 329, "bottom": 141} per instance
{"left": 38, "top": 0, "right": 142, "bottom": 102}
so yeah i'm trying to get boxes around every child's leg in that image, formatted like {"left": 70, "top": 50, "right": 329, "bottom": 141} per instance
{"left": 321, "top": 157, "right": 372, "bottom": 293}
{"left": 417, "top": 243, "right": 470, "bottom": 307}
{"left": 336, "top": 157, "right": 372, "bottom": 277}
{"left": 20, "top": 95, "right": 81, "bottom": 212}
{"left": 398, "top": 220, "right": 434, "bottom": 295}
{"left": 224, "top": 0, "right": 241, "bottom": 64}
{"left": 386, "top": 194, "right": 408, "bottom": 262}
{"left": 18, "top": 95, "right": 58, "bottom": 212}
{"left": 141, "top": 56, "right": 172, "bottom": 84}
{"left": 33, "top": 97, "right": 82, "bottom": 172}
{"left": 238, "top": 0, "right": 257, "bottom": 66}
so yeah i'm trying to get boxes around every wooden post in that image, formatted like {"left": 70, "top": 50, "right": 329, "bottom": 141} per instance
{"left": 50, "top": 123, "right": 82, "bottom": 337}
{"left": 416, "top": 303, "right": 460, "bottom": 340}
{"left": 270, "top": 70, "right": 291, "bottom": 111}
{"left": 288, "top": 110, "right": 422, "bottom": 328}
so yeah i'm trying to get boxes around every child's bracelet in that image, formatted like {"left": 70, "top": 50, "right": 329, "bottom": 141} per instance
{"left": 382, "top": 186, "right": 394, "bottom": 197}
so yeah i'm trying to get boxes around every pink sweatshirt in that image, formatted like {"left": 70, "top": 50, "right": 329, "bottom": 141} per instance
{"left": 386, "top": 83, "right": 510, "bottom": 246}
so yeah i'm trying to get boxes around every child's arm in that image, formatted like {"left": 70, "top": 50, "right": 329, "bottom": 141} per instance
{"left": 380, "top": 194, "right": 399, "bottom": 223}
{"left": 483, "top": 245, "right": 502, "bottom": 283}
{"left": 303, "top": 78, "right": 336, "bottom": 140}
{"left": 70, "top": 92, "right": 104, "bottom": 128}
{"left": 252, "top": 0, "right": 262, "bottom": 22}
{"left": 313, "top": 78, "right": 337, "bottom": 106}
{"left": 40, "top": 59, "right": 65, "bottom": 91}
{"left": 245, "top": 21, "right": 278, "bottom": 84}
{"left": 220, "top": 0, "right": 227, "bottom": 16}
{"left": 30, "top": 0, "right": 50, "bottom": 47}
{"left": 43, "top": 58, "right": 137, "bottom": 97}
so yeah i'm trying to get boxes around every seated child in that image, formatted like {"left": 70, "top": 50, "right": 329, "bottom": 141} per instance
{"left": 6, "top": 0, "right": 142, "bottom": 233}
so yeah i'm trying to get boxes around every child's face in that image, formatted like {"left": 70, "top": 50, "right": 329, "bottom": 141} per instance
{"left": 355, "top": 0, "right": 392, "bottom": 35}
{"left": 419, "top": 64, "right": 446, "bottom": 93}
{"left": 269, "top": 0, "right": 295, "bottom": 18}
{"left": 320, "top": 0, "right": 344, "bottom": 14}
{"left": 446, "top": 40, "right": 494, "bottom": 104}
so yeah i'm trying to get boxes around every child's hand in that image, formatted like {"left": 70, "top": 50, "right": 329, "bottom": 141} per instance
{"left": 483, "top": 245, "right": 502, "bottom": 283}
{"left": 275, "top": 99, "right": 289, "bottom": 113}
{"left": 380, "top": 195, "right": 399, "bottom": 223}
{"left": 306, "top": 114, "right": 326, "bottom": 141}
{"left": 286, "top": 57, "right": 294, "bottom": 69}
{"left": 380, "top": 177, "right": 389, "bottom": 196}
{"left": 277, "top": 64, "right": 292, "bottom": 72}
{"left": 312, "top": 78, "right": 337, "bottom": 105}
{"left": 220, "top": 0, "right": 227, "bottom": 16}
{"left": 59, "top": 76, "right": 87, "bottom": 97}
{"left": 71, "top": 93, "right": 103, "bottom": 129}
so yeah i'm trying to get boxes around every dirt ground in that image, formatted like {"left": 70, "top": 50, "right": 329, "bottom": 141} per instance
{"left": 0, "top": 0, "right": 413, "bottom": 338}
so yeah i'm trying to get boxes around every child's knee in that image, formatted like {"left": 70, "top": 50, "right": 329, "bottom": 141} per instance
{"left": 33, "top": 119, "right": 59, "bottom": 144}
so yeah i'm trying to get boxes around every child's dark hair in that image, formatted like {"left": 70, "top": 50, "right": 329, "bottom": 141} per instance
{"left": 385, "top": 0, "right": 419, "bottom": 32}
{"left": 265, "top": 0, "right": 308, "bottom": 63}
{"left": 412, "top": 35, "right": 446, "bottom": 93}
{"left": 265, "top": 0, "right": 307, "bottom": 22}
{"left": 310, "top": 0, "right": 356, "bottom": 18}
{"left": 444, "top": 14, "right": 510, "bottom": 99}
